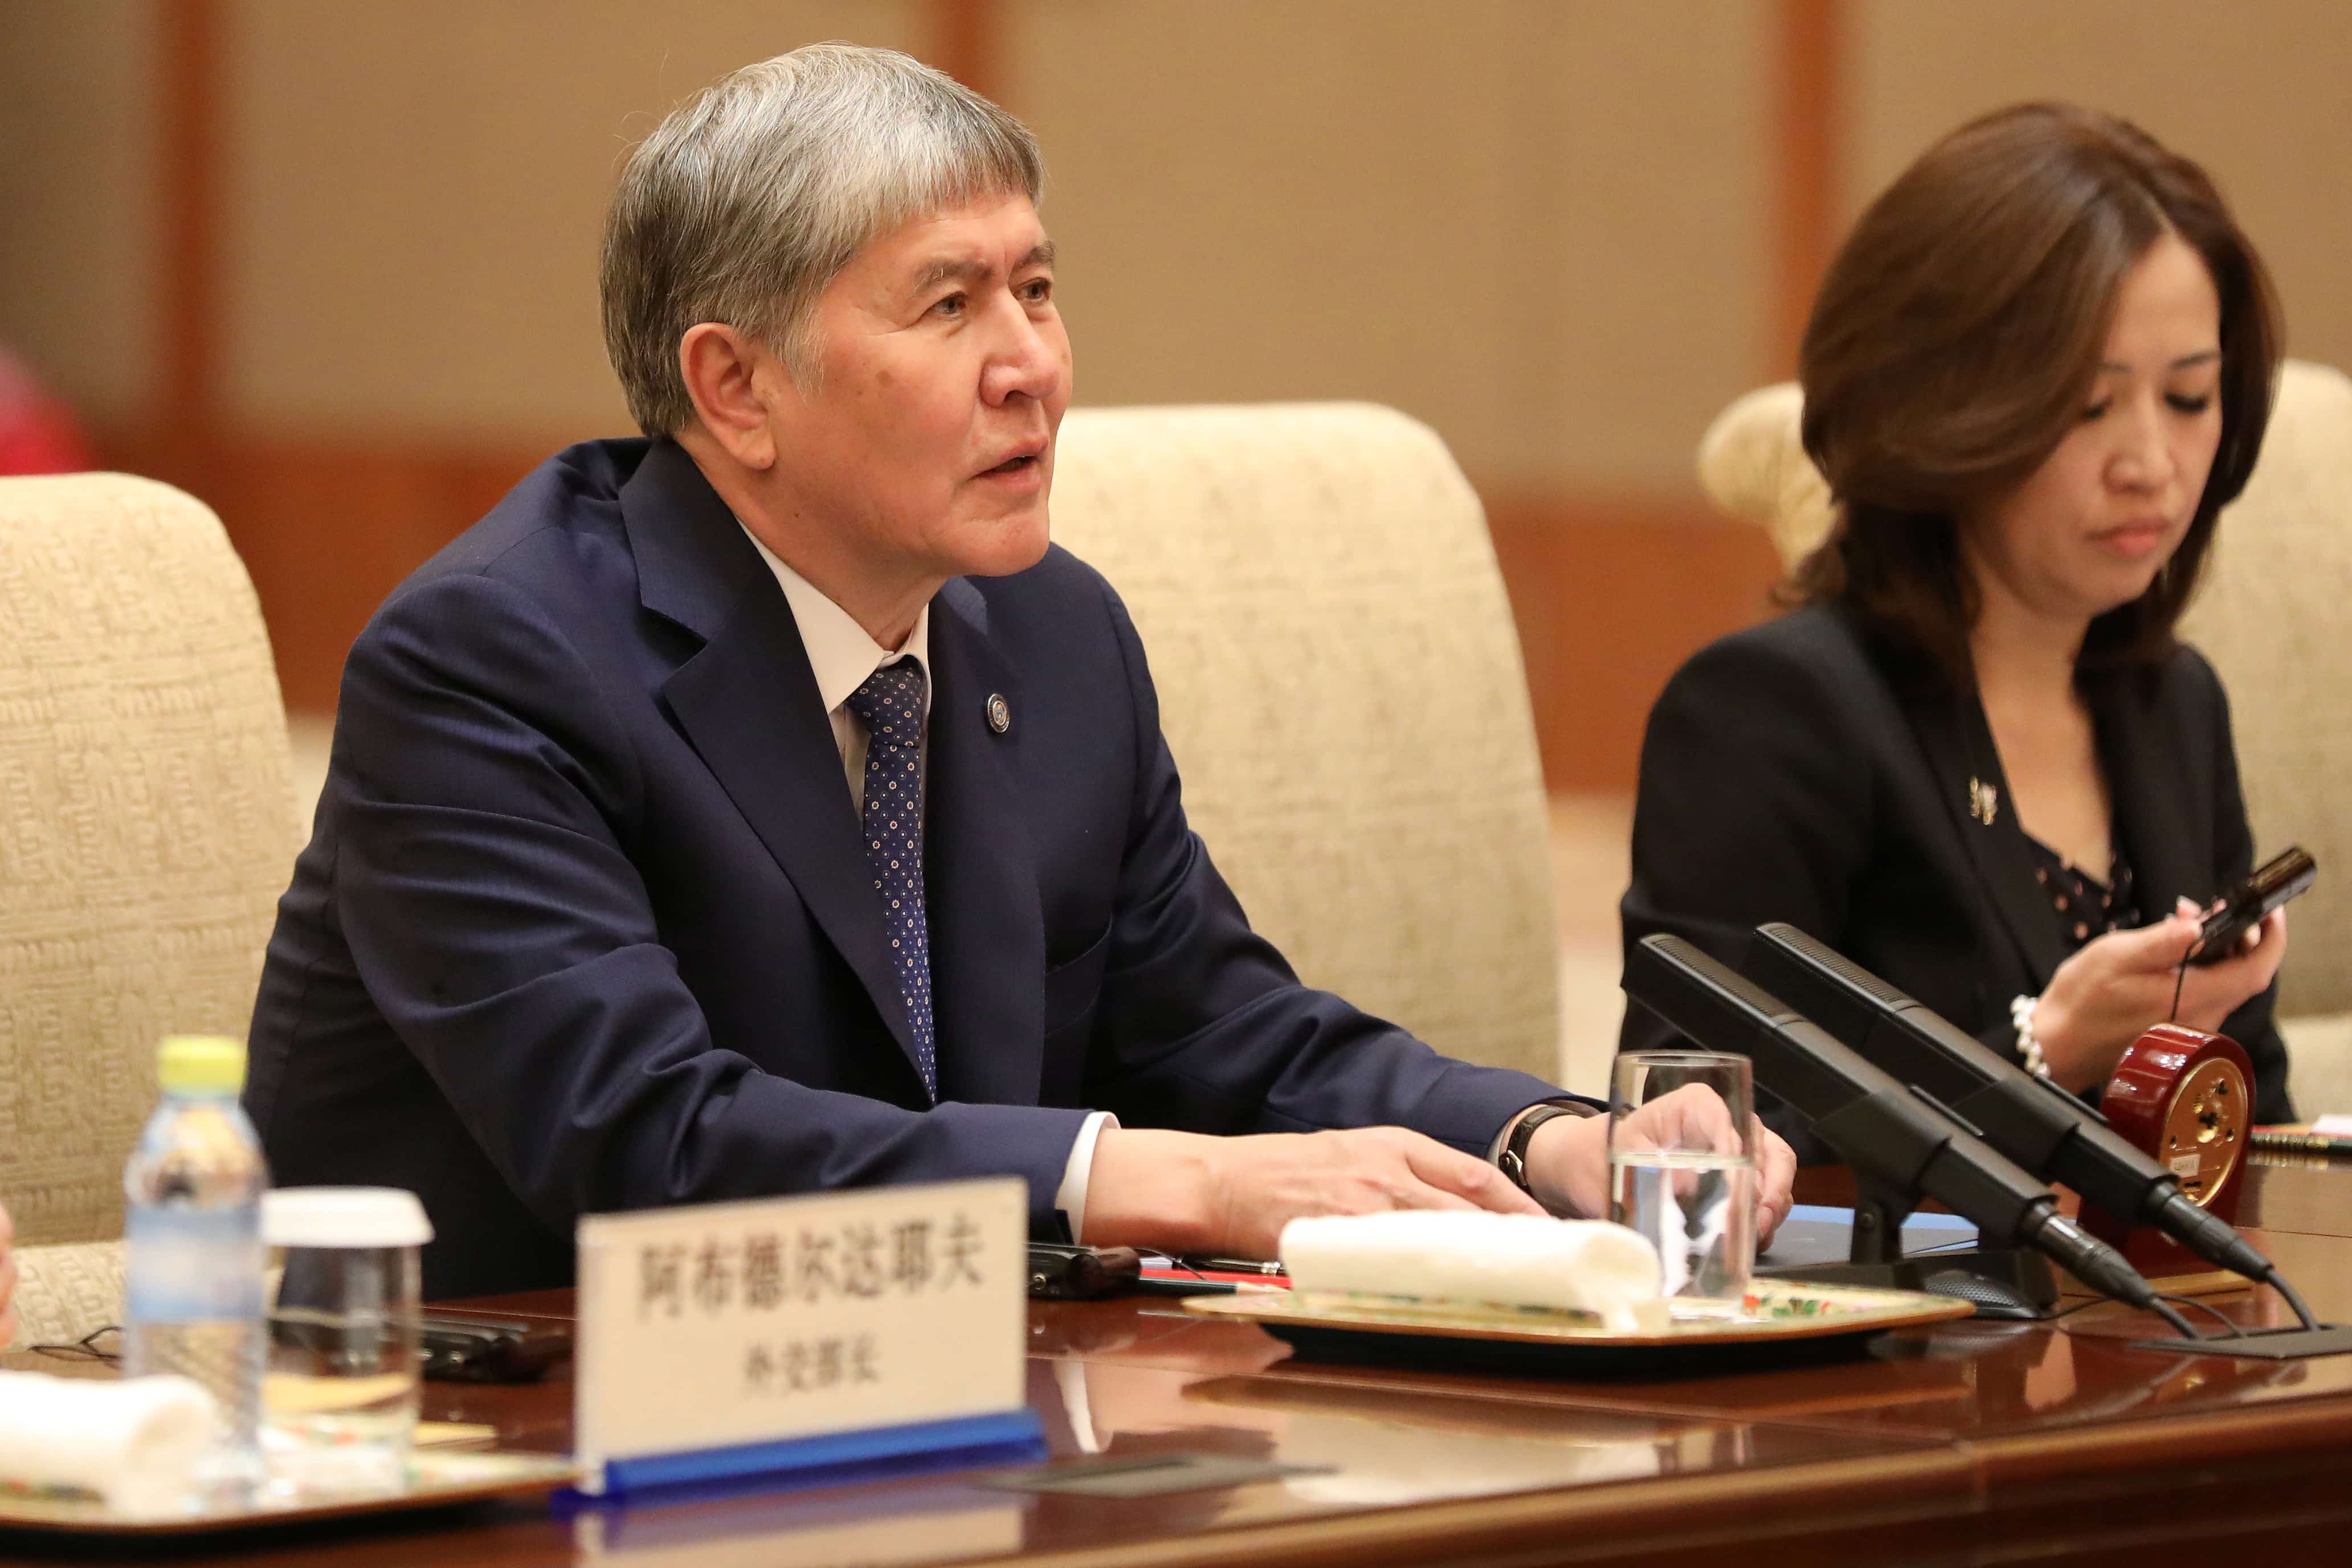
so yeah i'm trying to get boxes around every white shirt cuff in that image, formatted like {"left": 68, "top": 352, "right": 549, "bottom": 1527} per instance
{"left": 1055, "top": 1110, "right": 1118, "bottom": 1243}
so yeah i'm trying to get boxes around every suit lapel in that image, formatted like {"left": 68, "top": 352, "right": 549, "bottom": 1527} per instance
{"left": 2090, "top": 668, "right": 2210, "bottom": 915}
{"left": 922, "top": 578, "right": 1046, "bottom": 1106}
{"left": 1904, "top": 691, "right": 2069, "bottom": 987}
{"left": 622, "top": 443, "right": 921, "bottom": 1075}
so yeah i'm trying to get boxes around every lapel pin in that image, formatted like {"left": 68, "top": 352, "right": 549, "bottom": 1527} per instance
{"left": 985, "top": 692, "right": 1011, "bottom": 735}
{"left": 1968, "top": 777, "right": 1999, "bottom": 827}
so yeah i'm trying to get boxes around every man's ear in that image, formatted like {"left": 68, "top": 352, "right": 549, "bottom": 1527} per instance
{"left": 678, "top": 324, "right": 779, "bottom": 469}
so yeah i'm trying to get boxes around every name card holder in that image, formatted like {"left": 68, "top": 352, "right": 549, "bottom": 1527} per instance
{"left": 569, "top": 1178, "right": 1044, "bottom": 1501}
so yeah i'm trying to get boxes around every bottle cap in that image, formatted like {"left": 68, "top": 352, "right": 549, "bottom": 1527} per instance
{"left": 263, "top": 1187, "right": 435, "bottom": 1249}
{"left": 156, "top": 1034, "right": 246, "bottom": 1095}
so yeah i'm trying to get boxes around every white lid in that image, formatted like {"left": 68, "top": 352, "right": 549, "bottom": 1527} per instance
{"left": 263, "top": 1187, "right": 434, "bottom": 1248}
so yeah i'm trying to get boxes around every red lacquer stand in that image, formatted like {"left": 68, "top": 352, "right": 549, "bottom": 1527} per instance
{"left": 2079, "top": 1023, "right": 2254, "bottom": 1287}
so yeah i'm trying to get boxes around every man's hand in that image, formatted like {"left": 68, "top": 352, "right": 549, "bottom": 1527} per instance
{"left": 1086, "top": 1125, "right": 1545, "bottom": 1260}
{"left": 0, "top": 1202, "right": 17, "bottom": 1350}
{"left": 1520, "top": 1086, "right": 1796, "bottom": 1248}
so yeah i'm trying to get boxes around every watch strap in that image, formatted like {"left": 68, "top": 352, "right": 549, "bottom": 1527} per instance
{"left": 1496, "top": 1099, "right": 1601, "bottom": 1195}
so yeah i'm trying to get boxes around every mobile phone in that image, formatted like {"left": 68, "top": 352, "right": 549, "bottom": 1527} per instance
{"left": 417, "top": 1312, "right": 573, "bottom": 1383}
{"left": 2190, "top": 846, "right": 2316, "bottom": 965}
{"left": 1026, "top": 1242, "right": 1142, "bottom": 1300}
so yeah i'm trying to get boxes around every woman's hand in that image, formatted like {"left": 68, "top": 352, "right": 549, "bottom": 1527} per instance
{"left": 2032, "top": 901, "right": 2287, "bottom": 1091}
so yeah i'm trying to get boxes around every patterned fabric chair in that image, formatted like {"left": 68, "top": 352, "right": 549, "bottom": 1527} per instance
{"left": 0, "top": 473, "right": 299, "bottom": 1348}
{"left": 1052, "top": 403, "right": 1562, "bottom": 1085}
{"left": 1693, "top": 362, "right": 2352, "bottom": 1114}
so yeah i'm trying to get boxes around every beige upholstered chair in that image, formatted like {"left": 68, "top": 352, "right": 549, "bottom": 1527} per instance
{"left": 0, "top": 473, "right": 300, "bottom": 1348}
{"left": 1693, "top": 362, "right": 2352, "bottom": 1112}
{"left": 1051, "top": 403, "right": 1562, "bottom": 1085}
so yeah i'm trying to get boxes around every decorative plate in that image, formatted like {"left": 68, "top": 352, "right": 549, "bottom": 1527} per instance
{"left": 1183, "top": 1280, "right": 1974, "bottom": 1377}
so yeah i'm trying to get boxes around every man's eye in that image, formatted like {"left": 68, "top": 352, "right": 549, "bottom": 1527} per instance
{"left": 1019, "top": 277, "right": 1053, "bottom": 303}
{"left": 931, "top": 292, "right": 966, "bottom": 318}
{"left": 2167, "top": 393, "right": 2214, "bottom": 414}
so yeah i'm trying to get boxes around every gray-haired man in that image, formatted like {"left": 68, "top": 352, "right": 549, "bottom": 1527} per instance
{"left": 244, "top": 44, "right": 1790, "bottom": 1296}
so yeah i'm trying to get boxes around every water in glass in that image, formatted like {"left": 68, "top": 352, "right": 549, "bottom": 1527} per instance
{"left": 1610, "top": 1150, "right": 1757, "bottom": 1312}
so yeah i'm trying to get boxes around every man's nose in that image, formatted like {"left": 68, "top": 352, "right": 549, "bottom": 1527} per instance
{"left": 981, "top": 307, "right": 1063, "bottom": 407}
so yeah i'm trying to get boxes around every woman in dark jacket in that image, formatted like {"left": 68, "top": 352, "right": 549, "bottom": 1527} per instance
{"left": 1622, "top": 103, "right": 2294, "bottom": 1151}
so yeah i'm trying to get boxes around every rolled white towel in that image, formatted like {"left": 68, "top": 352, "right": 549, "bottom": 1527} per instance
{"left": 0, "top": 1370, "right": 219, "bottom": 1516}
{"left": 1279, "top": 1212, "right": 1667, "bottom": 1333}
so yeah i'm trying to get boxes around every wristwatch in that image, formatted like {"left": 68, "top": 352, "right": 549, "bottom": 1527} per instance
{"left": 1495, "top": 1099, "right": 1602, "bottom": 1198}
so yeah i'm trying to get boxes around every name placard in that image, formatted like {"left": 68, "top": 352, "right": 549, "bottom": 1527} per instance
{"left": 574, "top": 1177, "right": 1036, "bottom": 1497}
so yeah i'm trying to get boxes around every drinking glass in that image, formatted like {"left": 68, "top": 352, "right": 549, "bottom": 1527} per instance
{"left": 260, "top": 1188, "right": 432, "bottom": 1496}
{"left": 1608, "top": 1051, "right": 1757, "bottom": 1319}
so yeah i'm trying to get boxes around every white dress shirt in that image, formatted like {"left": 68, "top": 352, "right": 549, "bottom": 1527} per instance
{"left": 741, "top": 528, "right": 1114, "bottom": 1240}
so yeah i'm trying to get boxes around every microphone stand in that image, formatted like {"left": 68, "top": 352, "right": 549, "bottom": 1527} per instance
{"left": 1757, "top": 1165, "right": 2058, "bottom": 1318}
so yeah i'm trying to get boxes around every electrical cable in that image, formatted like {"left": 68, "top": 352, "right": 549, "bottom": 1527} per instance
{"left": 2157, "top": 1293, "right": 2241, "bottom": 1339}
{"left": 2148, "top": 1297, "right": 2202, "bottom": 1342}
{"left": 2168, "top": 933, "right": 2203, "bottom": 1023}
{"left": 2269, "top": 1271, "right": 2321, "bottom": 1330}
{"left": 2164, "top": 922, "right": 2322, "bottom": 1336}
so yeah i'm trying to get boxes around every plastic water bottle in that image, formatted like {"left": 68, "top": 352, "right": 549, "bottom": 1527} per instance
{"left": 122, "top": 1035, "right": 271, "bottom": 1496}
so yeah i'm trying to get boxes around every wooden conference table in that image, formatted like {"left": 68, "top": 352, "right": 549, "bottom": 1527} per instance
{"left": 11, "top": 1159, "right": 2352, "bottom": 1567}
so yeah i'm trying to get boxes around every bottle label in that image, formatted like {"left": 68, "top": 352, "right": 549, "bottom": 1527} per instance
{"left": 125, "top": 1207, "right": 266, "bottom": 1322}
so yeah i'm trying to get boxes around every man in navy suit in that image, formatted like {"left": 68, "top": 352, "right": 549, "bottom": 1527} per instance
{"left": 244, "top": 44, "right": 1791, "bottom": 1297}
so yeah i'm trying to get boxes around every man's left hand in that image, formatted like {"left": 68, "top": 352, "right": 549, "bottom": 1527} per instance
{"left": 1521, "top": 1085, "right": 1796, "bottom": 1248}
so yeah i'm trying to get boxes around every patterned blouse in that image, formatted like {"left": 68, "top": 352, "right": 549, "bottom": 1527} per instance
{"left": 2025, "top": 835, "right": 2141, "bottom": 957}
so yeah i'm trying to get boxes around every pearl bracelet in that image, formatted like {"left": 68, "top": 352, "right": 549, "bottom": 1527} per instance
{"left": 2010, "top": 994, "right": 2049, "bottom": 1079}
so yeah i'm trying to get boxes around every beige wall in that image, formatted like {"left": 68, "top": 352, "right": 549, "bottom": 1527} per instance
{"left": 221, "top": 0, "right": 924, "bottom": 439}
{"left": 1004, "top": 0, "right": 1769, "bottom": 489}
{"left": 1848, "top": 0, "right": 2352, "bottom": 377}
{"left": 5, "top": 2, "right": 2349, "bottom": 483}
{"left": 0, "top": 0, "right": 1770, "bottom": 491}
{"left": 0, "top": 0, "right": 157, "bottom": 424}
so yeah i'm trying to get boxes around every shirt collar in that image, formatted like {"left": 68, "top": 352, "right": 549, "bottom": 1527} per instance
{"left": 740, "top": 525, "right": 931, "bottom": 718}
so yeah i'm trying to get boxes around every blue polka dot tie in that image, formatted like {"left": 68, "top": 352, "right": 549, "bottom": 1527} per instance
{"left": 844, "top": 662, "right": 936, "bottom": 1100}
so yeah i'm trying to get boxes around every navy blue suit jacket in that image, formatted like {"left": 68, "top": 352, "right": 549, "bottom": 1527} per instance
{"left": 245, "top": 439, "right": 1562, "bottom": 1297}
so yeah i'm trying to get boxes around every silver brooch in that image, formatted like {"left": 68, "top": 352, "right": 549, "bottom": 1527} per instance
{"left": 1968, "top": 777, "right": 1999, "bottom": 827}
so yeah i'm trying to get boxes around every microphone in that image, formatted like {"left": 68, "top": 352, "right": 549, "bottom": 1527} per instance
{"left": 1742, "top": 922, "right": 2276, "bottom": 1286}
{"left": 1624, "top": 934, "right": 2170, "bottom": 1315}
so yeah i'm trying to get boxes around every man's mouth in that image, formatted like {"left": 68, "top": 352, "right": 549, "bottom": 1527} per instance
{"left": 978, "top": 448, "right": 1044, "bottom": 478}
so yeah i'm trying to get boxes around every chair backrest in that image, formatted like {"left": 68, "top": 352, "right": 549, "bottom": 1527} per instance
{"left": 1050, "top": 403, "right": 1561, "bottom": 1083}
{"left": 0, "top": 474, "right": 299, "bottom": 1246}
{"left": 2182, "top": 362, "right": 2352, "bottom": 1017}
{"left": 1693, "top": 362, "right": 2352, "bottom": 1020}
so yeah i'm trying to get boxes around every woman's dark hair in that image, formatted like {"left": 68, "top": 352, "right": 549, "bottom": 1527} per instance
{"left": 1790, "top": 101, "right": 2282, "bottom": 689}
